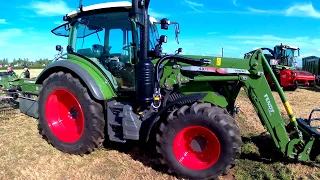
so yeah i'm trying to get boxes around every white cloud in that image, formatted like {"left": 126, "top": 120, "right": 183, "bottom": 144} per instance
{"left": 0, "top": 29, "right": 23, "bottom": 47}
{"left": 228, "top": 35, "right": 309, "bottom": 44}
{"left": 184, "top": 0, "right": 204, "bottom": 13}
{"left": 149, "top": 8, "right": 168, "bottom": 18}
{"left": 28, "top": 0, "right": 73, "bottom": 16}
{"left": 300, "top": 53, "right": 314, "bottom": 58}
{"left": 285, "top": 3, "right": 320, "bottom": 18}
{"left": 0, "top": 19, "right": 7, "bottom": 24}
{"left": 233, "top": 0, "right": 238, "bottom": 7}
{"left": 247, "top": 7, "right": 281, "bottom": 14}
{"left": 0, "top": 28, "right": 23, "bottom": 38}
{"left": 246, "top": 3, "right": 320, "bottom": 19}
{"left": 227, "top": 34, "right": 320, "bottom": 60}
{"left": 185, "top": 0, "right": 203, "bottom": 7}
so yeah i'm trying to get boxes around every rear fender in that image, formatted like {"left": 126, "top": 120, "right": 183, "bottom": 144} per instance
{"left": 35, "top": 60, "right": 116, "bottom": 100}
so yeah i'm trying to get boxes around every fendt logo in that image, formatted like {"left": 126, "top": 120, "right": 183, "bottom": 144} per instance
{"left": 264, "top": 94, "right": 275, "bottom": 115}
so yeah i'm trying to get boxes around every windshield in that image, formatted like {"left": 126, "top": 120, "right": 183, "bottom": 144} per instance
{"left": 136, "top": 22, "right": 159, "bottom": 51}
{"left": 70, "top": 12, "right": 134, "bottom": 57}
{"left": 274, "top": 46, "right": 297, "bottom": 66}
{"left": 283, "top": 49, "right": 295, "bottom": 66}
{"left": 149, "top": 23, "right": 159, "bottom": 50}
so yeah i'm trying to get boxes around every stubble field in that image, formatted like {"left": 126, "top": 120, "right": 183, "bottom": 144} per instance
{"left": 0, "top": 69, "right": 320, "bottom": 180}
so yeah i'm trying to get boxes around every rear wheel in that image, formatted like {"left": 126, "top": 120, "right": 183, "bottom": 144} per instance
{"left": 38, "top": 72, "right": 105, "bottom": 155}
{"left": 156, "top": 102, "right": 242, "bottom": 180}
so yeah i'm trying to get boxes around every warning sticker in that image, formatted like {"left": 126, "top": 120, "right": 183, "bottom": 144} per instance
{"left": 216, "top": 58, "right": 221, "bottom": 66}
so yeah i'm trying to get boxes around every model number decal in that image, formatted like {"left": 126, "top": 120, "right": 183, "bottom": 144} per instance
{"left": 264, "top": 94, "right": 275, "bottom": 115}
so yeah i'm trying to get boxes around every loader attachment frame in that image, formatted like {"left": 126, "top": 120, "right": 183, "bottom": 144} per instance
{"left": 242, "top": 49, "right": 317, "bottom": 161}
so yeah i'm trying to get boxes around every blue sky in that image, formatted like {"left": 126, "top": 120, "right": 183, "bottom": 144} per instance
{"left": 1, "top": 0, "right": 320, "bottom": 66}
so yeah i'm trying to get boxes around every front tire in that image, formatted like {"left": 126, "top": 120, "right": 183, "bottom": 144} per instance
{"left": 156, "top": 102, "right": 242, "bottom": 180}
{"left": 38, "top": 72, "right": 105, "bottom": 155}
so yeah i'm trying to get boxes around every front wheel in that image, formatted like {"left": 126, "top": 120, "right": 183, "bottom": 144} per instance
{"left": 156, "top": 102, "right": 242, "bottom": 180}
{"left": 37, "top": 72, "right": 105, "bottom": 155}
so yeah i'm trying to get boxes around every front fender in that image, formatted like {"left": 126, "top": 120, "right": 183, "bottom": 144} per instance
{"left": 35, "top": 60, "right": 116, "bottom": 100}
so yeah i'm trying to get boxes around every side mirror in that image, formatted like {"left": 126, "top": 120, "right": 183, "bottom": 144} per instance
{"left": 174, "top": 23, "right": 180, "bottom": 44}
{"left": 298, "top": 49, "right": 300, "bottom": 56}
{"left": 56, "top": 45, "right": 63, "bottom": 52}
{"left": 159, "top": 35, "right": 167, "bottom": 44}
{"left": 175, "top": 48, "right": 182, "bottom": 54}
{"left": 160, "top": 18, "right": 170, "bottom": 30}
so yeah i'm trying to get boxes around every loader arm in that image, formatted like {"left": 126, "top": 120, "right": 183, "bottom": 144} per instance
{"left": 157, "top": 49, "right": 317, "bottom": 161}
{"left": 240, "top": 49, "right": 315, "bottom": 160}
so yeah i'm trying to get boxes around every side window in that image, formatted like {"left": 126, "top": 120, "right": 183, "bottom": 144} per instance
{"left": 109, "top": 29, "right": 123, "bottom": 54}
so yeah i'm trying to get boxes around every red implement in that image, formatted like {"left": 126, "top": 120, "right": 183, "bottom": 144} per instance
{"left": 293, "top": 70, "right": 316, "bottom": 87}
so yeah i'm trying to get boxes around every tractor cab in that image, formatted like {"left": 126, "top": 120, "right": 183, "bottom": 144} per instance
{"left": 51, "top": 1, "right": 179, "bottom": 91}
{"left": 273, "top": 44, "right": 300, "bottom": 68}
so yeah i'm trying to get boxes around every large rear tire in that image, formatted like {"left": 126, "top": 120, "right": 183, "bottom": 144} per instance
{"left": 156, "top": 102, "right": 242, "bottom": 180}
{"left": 38, "top": 72, "right": 105, "bottom": 155}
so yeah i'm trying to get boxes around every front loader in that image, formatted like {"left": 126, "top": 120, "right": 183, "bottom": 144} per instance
{"left": 3, "top": 0, "right": 320, "bottom": 180}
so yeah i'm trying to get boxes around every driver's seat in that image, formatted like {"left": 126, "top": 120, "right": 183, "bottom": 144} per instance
{"left": 119, "top": 55, "right": 130, "bottom": 64}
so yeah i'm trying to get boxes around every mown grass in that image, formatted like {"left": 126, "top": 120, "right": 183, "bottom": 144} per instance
{"left": 1, "top": 70, "right": 320, "bottom": 179}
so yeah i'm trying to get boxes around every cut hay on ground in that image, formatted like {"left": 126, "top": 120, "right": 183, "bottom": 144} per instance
{"left": 0, "top": 69, "right": 320, "bottom": 179}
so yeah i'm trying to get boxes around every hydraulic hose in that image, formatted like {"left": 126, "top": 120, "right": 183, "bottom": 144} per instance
{"left": 155, "top": 54, "right": 211, "bottom": 87}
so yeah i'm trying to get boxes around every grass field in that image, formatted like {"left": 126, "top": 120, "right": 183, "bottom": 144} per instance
{"left": 1, "top": 70, "right": 320, "bottom": 179}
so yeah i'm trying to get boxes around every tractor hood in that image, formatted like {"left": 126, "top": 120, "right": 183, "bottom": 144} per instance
{"left": 152, "top": 54, "right": 252, "bottom": 70}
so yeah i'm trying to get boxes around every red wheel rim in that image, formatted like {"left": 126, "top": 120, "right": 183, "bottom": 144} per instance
{"left": 45, "top": 88, "right": 84, "bottom": 143}
{"left": 173, "top": 126, "right": 221, "bottom": 170}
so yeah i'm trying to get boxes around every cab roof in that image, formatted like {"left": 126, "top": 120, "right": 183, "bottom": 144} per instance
{"left": 67, "top": 1, "right": 132, "bottom": 18}
{"left": 66, "top": 1, "right": 158, "bottom": 23}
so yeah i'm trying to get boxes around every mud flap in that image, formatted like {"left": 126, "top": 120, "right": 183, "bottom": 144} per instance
{"left": 19, "top": 97, "right": 39, "bottom": 119}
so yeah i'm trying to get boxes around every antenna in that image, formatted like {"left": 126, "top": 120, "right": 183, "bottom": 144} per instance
{"left": 222, "top": 47, "right": 224, "bottom": 57}
{"left": 79, "top": 0, "right": 83, "bottom": 11}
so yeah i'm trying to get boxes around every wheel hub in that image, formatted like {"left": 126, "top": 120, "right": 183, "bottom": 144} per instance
{"left": 173, "top": 126, "right": 221, "bottom": 170}
{"left": 190, "top": 136, "right": 207, "bottom": 152}
{"left": 69, "top": 107, "right": 79, "bottom": 119}
{"left": 45, "top": 88, "right": 84, "bottom": 143}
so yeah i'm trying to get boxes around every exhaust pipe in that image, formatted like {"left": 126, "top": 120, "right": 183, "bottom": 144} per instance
{"left": 132, "top": 0, "right": 154, "bottom": 104}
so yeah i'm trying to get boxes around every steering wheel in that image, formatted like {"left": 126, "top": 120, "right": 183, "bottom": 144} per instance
{"left": 123, "top": 45, "right": 132, "bottom": 51}
{"left": 122, "top": 45, "right": 133, "bottom": 64}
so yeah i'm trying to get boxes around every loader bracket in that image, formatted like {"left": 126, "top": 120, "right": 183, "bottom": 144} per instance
{"left": 307, "top": 108, "right": 320, "bottom": 125}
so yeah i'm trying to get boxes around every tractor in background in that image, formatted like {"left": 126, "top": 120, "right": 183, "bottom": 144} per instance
{"left": 244, "top": 44, "right": 315, "bottom": 90}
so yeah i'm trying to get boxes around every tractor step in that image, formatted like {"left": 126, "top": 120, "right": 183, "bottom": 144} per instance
{"left": 106, "top": 100, "right": 142, "bottom": 143}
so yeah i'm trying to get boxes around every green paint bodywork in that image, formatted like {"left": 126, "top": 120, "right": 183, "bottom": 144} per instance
{"left": 0, "top": 73, "right": 18, "bottom": 90}
{"left": 67, "top": 54, "right": 118, "bottom": 99}
{"left": 13, "top": 78, "right": 40, "bottom": 95}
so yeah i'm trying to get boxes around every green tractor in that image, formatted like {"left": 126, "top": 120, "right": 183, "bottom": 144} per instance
{"left": 11, "top": 0, "right": 320, "bottom": 179}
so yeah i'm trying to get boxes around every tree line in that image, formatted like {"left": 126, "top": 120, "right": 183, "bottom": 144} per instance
{"left": 0, "top": 58, "right": 53, "bottom": 68}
